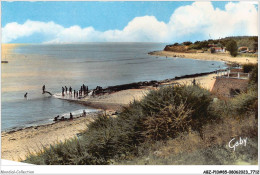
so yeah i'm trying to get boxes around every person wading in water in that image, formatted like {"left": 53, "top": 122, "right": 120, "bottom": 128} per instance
{"left": 42, "top": 85, "right": 45, "bottom": 94}
{"left": 24, "top": 92, "right": 28, "bottom": 98}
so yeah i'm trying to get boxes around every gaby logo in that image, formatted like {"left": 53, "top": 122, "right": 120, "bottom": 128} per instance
{"left": 228, "top": 137, "right": 247, "bottom": 151}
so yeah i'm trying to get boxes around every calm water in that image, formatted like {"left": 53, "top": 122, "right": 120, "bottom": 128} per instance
{"left": 1, "top": 43, "right": 226, "bottom": 131}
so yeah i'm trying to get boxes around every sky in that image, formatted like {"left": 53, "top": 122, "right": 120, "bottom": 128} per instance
{"left": 1, "top": 1, "right": 259, "bottom": 43}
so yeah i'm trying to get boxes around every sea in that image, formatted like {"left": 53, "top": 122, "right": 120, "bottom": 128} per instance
{"left": 1, "top": 43, "right": 227, "bottom": 131}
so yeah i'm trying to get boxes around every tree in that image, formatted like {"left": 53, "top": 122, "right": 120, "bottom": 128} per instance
{"left": 210, "top": 47, "right": 216, "bottom": 53}
{"left": 226, "top": 40, "right": 238, "bottom": 57}
{"left": 182, "top": 41, "right": 193, "bottom": 46}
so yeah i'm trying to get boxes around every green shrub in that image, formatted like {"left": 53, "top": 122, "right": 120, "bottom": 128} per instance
{"left": 226, "top": 40, "right": 238, "bottom": 57}
{"left": 182, "top": 41, "right": 192, "bottom": 46}
{"left": 139, "top": 85, "right": 216, "bottom": 135}
{"left": 249, "top": 65, "right": 258, "bottom": 84}
{"left": 242, "top": 63, "right": 257, "bottom": 73}
{"left": 228, "top": 90, "right": 257, "bottom": 119}
{"left": 24, "top": 138, "right": 99, "bottom": 165}
{"left": 142, "top": 103, "right": 193, "bottom": 140}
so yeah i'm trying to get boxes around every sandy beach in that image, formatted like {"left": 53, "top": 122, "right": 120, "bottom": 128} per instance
{"left": 1, "top": 44, "right": 257, "bottom": 162}
{"left": 1, "top": 112, "right": 100, "bottom": 161}
{"left": 149, "top": 50, "right": 258, "bottom": 64}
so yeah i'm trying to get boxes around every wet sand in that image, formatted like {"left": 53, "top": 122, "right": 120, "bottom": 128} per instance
{"left": 1, "top": 112, "right": 101, "bottom": 161}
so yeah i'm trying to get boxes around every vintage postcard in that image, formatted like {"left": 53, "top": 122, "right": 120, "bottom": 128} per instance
{"left": 1, "top": 0, "right": 259, "bottom": 174}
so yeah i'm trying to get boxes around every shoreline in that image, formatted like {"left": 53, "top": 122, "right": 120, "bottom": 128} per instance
{"left": 2, "top": 111, "right": 102, "bottom": 134}
{"left": 148, "top": 50, "right": 258, "bottom": 64}
{"left": 1, "top": 111, "right": 102, "bottom": 161}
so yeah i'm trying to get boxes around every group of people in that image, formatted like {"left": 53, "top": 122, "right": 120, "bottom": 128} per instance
{"left": 53, "top": 112, "right": 74, "bottom": 121}
{"left": 61, "top": 84, "right": 105, "bottom": 99}
{"left": 53, "top": 110, "right": 87, "bottom": 122}
{"left": 61, "top": 84, "right": 89, "bottom": 99}
{"left": 24, "top": 84, "right": 105, "bottom": 99}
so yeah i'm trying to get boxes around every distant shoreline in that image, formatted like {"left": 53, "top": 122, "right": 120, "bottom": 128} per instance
{"left": 148, "top": 50, "right": 258, "bottom": 64}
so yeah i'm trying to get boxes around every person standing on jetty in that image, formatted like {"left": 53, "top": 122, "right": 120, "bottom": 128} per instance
{"left": 69, "top": 87, "right": 72, "bottom": 95}
{"left": 80, "top": 86, "right": 83, "bottom": 96}
{"left": 42, "top": 85, "right": 45, "bottom": 94}
{"left": 70, "top": 112, "right": 73, "bottom": 120}
{"left": 62, "top": 87, "right": 65, "bottom": 96}
{"left": 83, "top": 84, "right": 86, "bottom": 95}
{"left": 65, "top": 86, "right": 68, "bottom": 94}
{"left": 86, "top": 86, "right": 89, "bottom": 96}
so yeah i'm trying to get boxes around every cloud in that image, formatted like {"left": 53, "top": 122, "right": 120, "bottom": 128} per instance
{"left": 2, "top": 1, "right": 258, "bottom": 43}
{"left": 2, "top": 20, "right": 64, "bottom": 43}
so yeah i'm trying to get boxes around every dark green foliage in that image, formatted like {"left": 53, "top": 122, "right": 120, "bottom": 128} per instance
{"left": 189, "top": 40, "right": 209, "bottom": 50}
{"left": 182, "top": 36, "right": 257, "bottom": 52}
{"left": 210, "top": 47, "right": 216, "bottom": 53}
{"left": 242, "top": 63, "right": 258, "bottom": 89}
{"left": 25, "top": 138, "right": 102, "bottom": 165}
{"left": 237, "top": 37, "right": 258, "bottom": 50}
{"left": 182, "top": 41, "right": 192, "bottom": 46}
{"left": 173, "top": 42, "right": 179, "bottom": 46}
{"left": 229, "top": 90, "right": 257, "bottom": 119}
{"left": 250, "top": 66, "right": 258, "bottom": 84}
{"left": 242, "top": 63, "right": 257, "bottom": 73}
{"left": 226, "top": 40, "right": 238, "bottom": 57}
{"left": 142, "top": 103, "right": 193, "bottom": 140}
{"left": 139, "top": 85, "right": 216, "bottom": 135}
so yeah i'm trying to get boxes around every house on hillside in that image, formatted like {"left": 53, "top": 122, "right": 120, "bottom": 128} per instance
{"left": 214, "top": 47, "right": 225, "bottom": 52}
{"left": 238, "top": 46, "right": 249, "bottom": 53}
{"left": 208, "top": 47, "right": 225, "bottom": 53}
